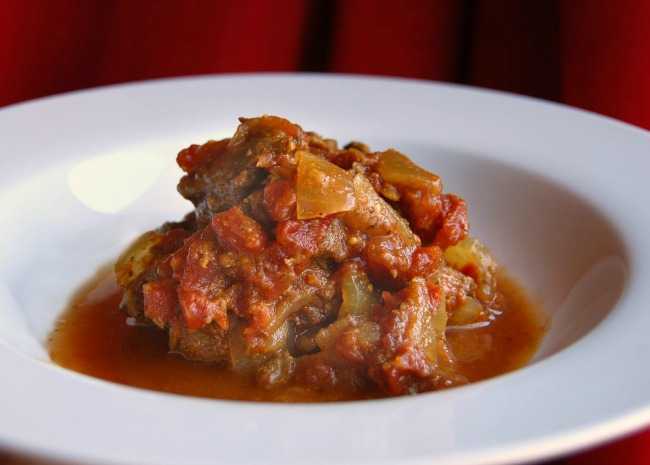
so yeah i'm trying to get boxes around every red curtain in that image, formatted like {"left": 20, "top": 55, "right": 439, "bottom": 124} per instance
{"left": 0, "top": 0, "right": 648, "bottom": 130}
{"left": 0, "top": 1, "right": 648, "bottom": 463}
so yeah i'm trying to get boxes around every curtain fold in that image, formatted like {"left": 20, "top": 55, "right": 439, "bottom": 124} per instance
{"left": 469, "top": 0, "right": 561, "bottom": 101}
{"left": 560, "top": 0, "right": 650, "bottom": 128}
{"left": 95, "top": 0, "right": 308, "bottom": 82}
{"left": 329, "top": 0, "right": 464, "bottom": 81}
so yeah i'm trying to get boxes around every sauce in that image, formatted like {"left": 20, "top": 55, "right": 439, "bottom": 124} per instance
{"left": 446, "top": 276, "right": 547, "bottom": 382}
{"left": 49, "top": 269, "right": 547, "bottom": 402}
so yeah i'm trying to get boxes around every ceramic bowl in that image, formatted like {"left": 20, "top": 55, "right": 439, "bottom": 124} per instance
{"left": 0, "top": 75, "right": 647, "bottom": 465}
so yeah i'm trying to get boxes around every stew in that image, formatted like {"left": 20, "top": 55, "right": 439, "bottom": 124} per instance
{"left": 49, "top": 115, "right": 547, "bottom": 400}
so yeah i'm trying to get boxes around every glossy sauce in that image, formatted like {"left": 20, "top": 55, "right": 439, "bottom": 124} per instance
{"left": 49, "top": 269, "right": 547, "bottom": 402}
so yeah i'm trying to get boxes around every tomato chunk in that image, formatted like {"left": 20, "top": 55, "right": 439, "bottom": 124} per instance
{"left": 143, "top": 279, "right": 178, "bottom": 328}
{"left": 177, "top": 139, "right": 229, "bottom": 173}
{"left": 211, "top": 207, "right": 268, "bottom": 253}
{"left": 264, "top": 178, "right": 296, "bottom": 222}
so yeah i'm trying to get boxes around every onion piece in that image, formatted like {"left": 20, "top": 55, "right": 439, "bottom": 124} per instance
{"left": 296, "top": 150, "right": 355, "bottom": 219}
{"left": 376, "top": 149, "right": 442, "bottom": 194}
{"left": 448, "top": 296, "right": 488, "bottom": 326}
{"left": 339, "top": 266, "right": 377, "bottom": 319}
{"left": 444, "top": 237, "right": 498, "bottom": 302}
{"left": 343, "top": 173, "right": 420, "bottom": 246}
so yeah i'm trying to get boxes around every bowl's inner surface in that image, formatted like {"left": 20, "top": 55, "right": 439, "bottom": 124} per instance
{"left": 413, "top": 145, "right": 629, "bottom": 360}
{"left": 0, "top": 141, "right": 628, "bottom": 374}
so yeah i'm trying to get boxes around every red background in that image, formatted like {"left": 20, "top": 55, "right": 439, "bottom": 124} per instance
{"left": 0, "top": 1, "right": 648, "bottom": 464}
{"left": 1, "top": 0, "right": 648, "bottom": 131}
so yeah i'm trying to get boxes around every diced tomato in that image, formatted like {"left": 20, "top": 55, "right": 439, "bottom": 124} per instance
{"left": 401, "top": 189, "right": 442, "bottom": 235}
{"left": 401, "top": 190, "right": 468, "bottom": 248}
{"left": 409, "top": 246, "right": 443, "bottom": 278}
{"left": 166, "top": 227, "right": 213, "bottom": 280}
{"left": 263, "top": 178, "right": 296, "bottom": 222}
{"left": 275, "top": 218, "right": 331, "bottom": 257}
{"left": 211, "top": 207, "right": 268, "bottom": 253}
{"left": 177, "top": 287, "right": 228, "bottom": 330}
{"left": 242, "top": 300, "right": 274, "bottom": 346}
{"left": 177, "top": 139, "right": 229, "bottom": 173}
{"left": 363, "top": 235, "right": 414, "bottom": 284}
{"left": 162, "top": 228, "right": 231, "bottom": 330}
{"left": 435, "top": 195, "right": 468, "bottom": 249}
{"left": 143, "top": 279, "right": 178, "bottom": 328}
{"left": 242, "top": 244, "right": 295, "bottom": 300}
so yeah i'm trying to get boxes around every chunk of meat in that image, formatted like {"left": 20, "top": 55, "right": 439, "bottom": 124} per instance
{"left": 116, "top": 114, "right": 494, "bottom": 398}
{"left": 239, "top": 189, "right": 273, "bottom": 228}
{"left": 242, "top": 266, "right": 333, "bottom": 350}
{"left": 178, "top": 116, "right": 304, "bottom": 223}
{"left": 171, "top": 323, "right": 230, "bottom": 364}
{"left": 370, "top": 278, "right": 448, "bottom": 395}
{"left": 327, "top": 147, "right": 377, "bottom": 170}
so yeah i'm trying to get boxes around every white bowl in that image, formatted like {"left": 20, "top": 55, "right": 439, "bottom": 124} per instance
{"left": 0, "top": 74, "right": 647, "bottom": 465}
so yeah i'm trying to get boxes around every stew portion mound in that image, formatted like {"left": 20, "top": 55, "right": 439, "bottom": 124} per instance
{"left": 113, "top": 115, "right": 536, "bottom": 397}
